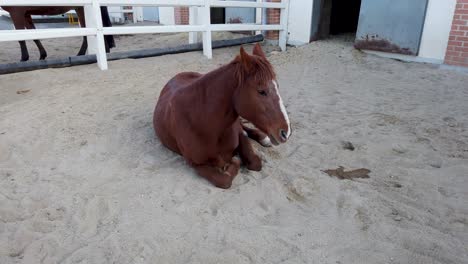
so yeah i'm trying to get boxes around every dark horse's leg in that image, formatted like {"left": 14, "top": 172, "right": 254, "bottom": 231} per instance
{"left": 9, "top": 12, "right": 29, "bottom": 61}
{"left": 238, "top": 131, "right": 262, "bottom": 171}
{"left": 100, "top": 6, "right": 115, "bottom": 52}
{"left": 75, "top": 7, "right": 115, "bottom": 55}
{"left": 18, "top": 41, "right": 29, "bottom": 62}
{"left": 75, "top": 7, "right": 88, "bottom": 56}
{"left": 25, "top": 15, "right": 47, "bottom": 60}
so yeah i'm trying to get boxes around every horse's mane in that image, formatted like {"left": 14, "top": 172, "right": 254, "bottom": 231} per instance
{"left": 232, "top": 54, "right": 276, "bottom": 87}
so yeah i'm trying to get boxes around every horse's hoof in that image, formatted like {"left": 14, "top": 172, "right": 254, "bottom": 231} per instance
{"left": 246, "top": 156, "right": 262, "bottom": 171}
{"left": 39, "top": 55, "right": 47, "bottom": 60}
{"left": 20, "top": 57, "right": 29, "bottom": 62}
{"left": 247, "top": 162, "right": 262, "bottom": 171}
{"left": 216, "top": 182, "right": 232, "bottom": 189}
{"left": 259, "top": 136, "right": 273, "bottom": 147}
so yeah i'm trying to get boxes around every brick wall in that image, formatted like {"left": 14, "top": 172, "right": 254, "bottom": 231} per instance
{"left": 266, "top": 0, "right": 281, "bottom": 40}
{"left": 445, "top": 0, "right": 468, "bottom": 67}
{"left": 174, "top": 7, "right": 189, "bottom": 25}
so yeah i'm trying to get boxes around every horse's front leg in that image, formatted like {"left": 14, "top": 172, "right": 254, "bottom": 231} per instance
{"left": 193, "top": 157, "right": 240, "bottom": 189}
{"left": 242, "top": 124, "right": 272, "bottom": 147}
{"left": 9, "top": 12, "right": 30, "bottom": 62}
{"left": 77, "top": 36, "right": 88, "bottom": 56}
{"left": 238, "top": 130, "right": 262, "bottom": 171}
{"left": 18, "top": 41, "right": 29, "bottom": 62}
{"left": 24, "top": 15, "right": 47, "bottom": 60}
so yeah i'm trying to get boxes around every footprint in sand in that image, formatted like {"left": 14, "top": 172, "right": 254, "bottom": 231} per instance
{"left": 113, "top": 112, "right": 129, "bottom": 121}
{"left": 8, "top": 228, "right": 37, "bottom": 258}
{"left": 74, "top": 196, "right": 116, "bottom": 239}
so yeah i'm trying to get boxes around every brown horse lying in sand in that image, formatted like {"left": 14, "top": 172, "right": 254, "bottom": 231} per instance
{"left": 153, "top": 44, "right": 291, "bottom": 188}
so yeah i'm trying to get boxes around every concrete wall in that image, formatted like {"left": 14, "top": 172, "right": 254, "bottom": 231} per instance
{"left": 159, "top": 7, "right": 175, "bottom": 25}
{"left": 419, "top": 0, "right": 457, "bottom": 62}
{"left": 287, "top": 0, "right": 314, "bottom": 45}
{"left": 310, "top": 0, "right": 321, "bottom": 40}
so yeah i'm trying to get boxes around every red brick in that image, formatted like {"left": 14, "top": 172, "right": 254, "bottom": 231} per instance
{"left": 453, "top": 19, "right": 467, "bottom": 25}
{"left": 457, "top": 36, "right": 468, "bottom": 41}
{"left": 459, "top": 25, "right": 468, "bottom": 31}
{"left": 174, "top": 7, "right": 189, "bottom": 25}
{"left": 454, "top": 46, "right": 468, "bottom": 52}
{"left": 455, "top": 9, "right": 468, "bottom": 15}
{"left": 451, "top": 56, "right": 467, "bottom": 62}
{"left": 265, "top": 0, "right": 281, "bottom": 41}
{"left": 448, "top": 40, "right": 463, "bottom": 46}
{"left": 446, "top": 51, "right": 460, "bottom": 57}
{"left": 451, "top": 31, "right": 465, "bottom": 36}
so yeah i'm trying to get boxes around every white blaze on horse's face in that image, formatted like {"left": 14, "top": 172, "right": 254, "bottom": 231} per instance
{"left": 272, "top": 80, "right": 291, "bottom": 140}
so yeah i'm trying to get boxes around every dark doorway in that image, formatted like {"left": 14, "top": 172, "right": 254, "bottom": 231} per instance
{"left": 330, "top": 0, "right": 361, "bottom": 35}
{"left": 210, "top": 7, "right": 226, "bottom": 24}
{"left": 316, "top": 0, "right": 362, "bottom": 39}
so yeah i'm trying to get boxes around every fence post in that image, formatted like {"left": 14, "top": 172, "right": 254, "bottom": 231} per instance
{"left": 189, "top": 6, "right": 198, "bottom": 44}
{"left": 84, "top": 0, "right": 108, "bottom": 70}
{"left": 278, "top": 0, "right": 289, "bottom": 51}
{"left": 255, "top": 0, "right": 262, "bottom": 35}
{"left": 202, "top": 0, "right": 212, "bottom": 59}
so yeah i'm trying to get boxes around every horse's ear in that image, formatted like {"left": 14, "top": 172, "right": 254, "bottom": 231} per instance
{"left": 240, "top": 46, "right": 254, "bottom": 71}
{"left": 252, "top": 43, "right": 266, "bottom": 58}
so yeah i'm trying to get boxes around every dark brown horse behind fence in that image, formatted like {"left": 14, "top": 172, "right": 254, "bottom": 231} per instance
{"left": 154, "top": 43, "right": 291, "bottom": 189}
{"left": 1, "top": 6, "right": 115, "bottom": 61}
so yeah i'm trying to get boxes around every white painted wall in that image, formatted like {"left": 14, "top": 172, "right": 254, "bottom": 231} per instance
{"left": 418, "top": 0, "right": 457, "bottom": 62}
{"left": 108, "top": 6, "right": 124, "bottom": 22}
{"left": 108, "top": 6, "right": 143, "bottom": 23}
{"left": 134, "top": 7, "right": 144, "bottom": 22}
{"left": 159, "top": 7, "right": 175, "bottom": 25}
{"left": 287, "top": 0, "right": 314, "bottom": 46}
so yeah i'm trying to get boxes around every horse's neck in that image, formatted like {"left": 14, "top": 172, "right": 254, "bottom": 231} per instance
{"left": 187, "top": 63, "right": 240, "bottom": 134}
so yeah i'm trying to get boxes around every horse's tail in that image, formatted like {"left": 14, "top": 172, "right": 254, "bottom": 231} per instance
{"left": 100, "top": 6, "right": 115, "bottom": 49}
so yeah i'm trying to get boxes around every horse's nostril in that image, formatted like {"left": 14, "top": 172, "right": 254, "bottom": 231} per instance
{"left": 280, "top": 129, "right": 287, "bottom": 142}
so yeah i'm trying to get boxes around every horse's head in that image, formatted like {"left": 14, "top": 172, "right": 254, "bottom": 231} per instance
{"left": 234, "top": 44, "right": 291, "bottom": 145}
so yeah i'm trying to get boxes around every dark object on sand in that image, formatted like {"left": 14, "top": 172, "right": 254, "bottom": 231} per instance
{"left": 323, "top": 166, "right": 370, "bottom": 180}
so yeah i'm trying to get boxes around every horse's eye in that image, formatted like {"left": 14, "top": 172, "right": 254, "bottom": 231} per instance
{"left": 258, "top": 90, "right": 267, "bottom": 96}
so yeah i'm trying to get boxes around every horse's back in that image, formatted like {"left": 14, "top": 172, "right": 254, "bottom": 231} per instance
{"left": 160, "top": 72, "right": 202, "bottom": 96}
{"left": 154, "top": 71, "right": 202, "bottom": 154}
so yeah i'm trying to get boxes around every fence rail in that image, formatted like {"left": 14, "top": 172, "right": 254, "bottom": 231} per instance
{"left": 0, "top": 0, "right": 289, "bottom": 70}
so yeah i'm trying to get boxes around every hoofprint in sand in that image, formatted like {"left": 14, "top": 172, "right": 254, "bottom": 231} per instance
{"left": 0, "top": 37, "right": 467, "bottom": 264}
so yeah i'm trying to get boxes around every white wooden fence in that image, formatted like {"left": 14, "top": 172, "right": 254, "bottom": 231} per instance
{"left": 0, "top": 0, "right": 289, "bottom": 70}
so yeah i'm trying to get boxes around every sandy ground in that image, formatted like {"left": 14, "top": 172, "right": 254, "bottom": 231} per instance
{"left": 0, "top": 36, "right": 468, "bottom": 264}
